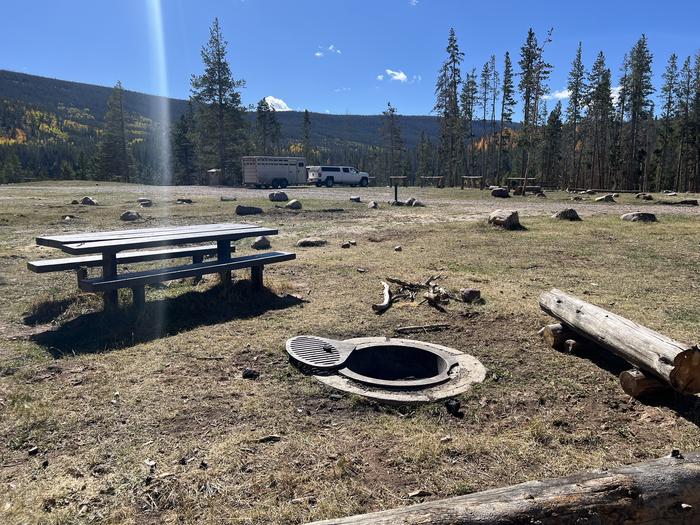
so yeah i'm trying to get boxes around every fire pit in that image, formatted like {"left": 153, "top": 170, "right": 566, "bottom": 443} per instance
{"left": 286, "top": 336, "right": 486, "bottom": 404}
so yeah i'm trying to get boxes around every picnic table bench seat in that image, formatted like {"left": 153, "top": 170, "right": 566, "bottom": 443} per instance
{"left": 27, "top": 244, "right": 234, "bottom": 273}
{"left": 78, "top": 251, "right": 296, "bottom": 293}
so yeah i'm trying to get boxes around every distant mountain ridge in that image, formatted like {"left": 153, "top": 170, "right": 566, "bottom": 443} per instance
{"left": 0, "top": 69, "right": 500, "bottom": 148}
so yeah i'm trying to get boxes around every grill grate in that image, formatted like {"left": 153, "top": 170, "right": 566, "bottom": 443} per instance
{"left": 286, "top": 336, "right": 356, "bottom": 370}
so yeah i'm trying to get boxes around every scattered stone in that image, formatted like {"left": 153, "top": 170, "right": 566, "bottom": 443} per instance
{"left": 251, "top": 236, "right": 271, "bottom": 250}
{"left": 394, "top": 245, "right": 402, "bottom": 252}
{"left": 595, "top": 194, "right": 616, "bottom": 202}
{"left": 585, "top": 189, "right": 597, "bottom": 195}
{"left": 491, "top": 187, "right": 510, "bottom": 198}
{"left": 408, "top": 490, "right": 432, "bottom": 499}
{"left": 220, "top": 195, "right": 237, "bottom": 202}
{"left": 71, "top": 199, "right": 79, "bottom": 205}
{"left": 269, "top": 191, "right": 289, "bottom": 202}
{"left": 642, "top": 194, "right": 654, "bottom": 201}
{"left": 350, "top": 196, "right": 362, "bottom": 203}
{"left": 367, "top": 200, "right": 378, "bottom": 209}
{"left": 668, "top": 192, "right": 678, "bottom": 196}
{"left": 341, "top": 242, "right": 351, "bottom": 249}
{"left": 612, "top": 193, "right": 620, "bottom": 198}
{"left": 488, "top": 209, "right": 522, "bottom": 230}
{"left": 235, "top": 205, "right": 263, "bottom": 216}
{"left": 459, "top": 288, "right": 481, "bottom": 303}
{"left": 440, "top": 436, "right": 453, "bottom": 444}
{"left": 63, "top": 215, "right": 74, "bottom": 222}
{"left": 285, "top": 199, "right": 302, "bottom": 210}
{"left": 329, "top": 394, "right": 342, "bottom": 401}
{"left": 120, "top": 210, "right": 141, "bottom": 222}
{"left": 552, "top": 208, "right": 582, "bottom": 221}
{"left": 445, "top": 399, "right": 463, "bottom": 418}
{"left": 390, "top": 200, "right": 405, "bottom": 206}
{"left": 242, "top": 368, "right": 259, "bottom": 380}
{"left": 27, "top": 446, "right": 39, "bottom": 456}
{"left": 257, "top": 435, "right": 281, "bottom": 443}
{"left": 536, "top": 192, "right": 547, "bottom": 198}
{"left": 412, "top": 199, "right": 426, "bottom": 207}
{"left": 138, "top": 199, "right": 153, "bottom": 208}
{"left": 356, "top": 268, "right": 367, "bottom": 273}
{"left": 297, "top": 237, "right": 327, "bottom": 247}
{"left": 348, "top": 240, "right": 357, "bottom": 246}
{"left": 635, "top": 193, "right": 645, "bottom": 199}
{"left": 176, "top": 198, "right": 193, "bottom": 204}
{"left": 404, "top": 197, "right": 416, "bottom": 206}
{"left": 657, "top": 199, "right": 699, "bottom": 206}
{"left": 80, "top": 196, "right": 97, "bottom": 206}
{"left": 621, "top": 212, "right": 657, "bottom": 222}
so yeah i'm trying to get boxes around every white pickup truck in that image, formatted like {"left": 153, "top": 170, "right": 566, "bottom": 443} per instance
{"left": 307, "top": 166, "right": 370, "bottom": 187}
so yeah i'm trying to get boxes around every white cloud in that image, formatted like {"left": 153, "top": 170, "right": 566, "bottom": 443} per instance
{"left": 385, "top": 69, "right": 408, "bottom": 82}
{"left": 314, "top": 51, "right": 324, "bottom": 58}
{"left": 264, "top": 96, "right": 291, "bottom": 112}
{"left": 376, "top": 74, "right": 384, "bottom": 81}
{"left": 328, "top": 44, "right": 341, "bottom": 54}
{"left": 543, "top": 88, "right": 571, "bottom": 101}
{"left": 409, "top": 0, "right": 419, "bottom": 5}
{"left": 611, "top": 85, "right": 622, "bottom": 105}
{"left": 315, "top": 44, "right": 341, "bottom": 58}
{"left": 333, "top": 87, "right": 351, "bottom": 92}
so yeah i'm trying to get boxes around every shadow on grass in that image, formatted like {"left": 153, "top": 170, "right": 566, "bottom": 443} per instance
{"left": 569, "top": 344, "right": 700, "bottom": 428}
{"left": 31, "top": 282, "right": 303, "bottom": 357}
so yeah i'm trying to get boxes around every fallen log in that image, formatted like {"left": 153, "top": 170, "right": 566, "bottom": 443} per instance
{"left": 539, "top": 323, "right": 575, "bottom": 350}
{"left": 620, "top": 369, "right": 670, "bottom": 397}
{"left": 306, "top": 451, "right": 700, "bottom": 525}
{"left": 539, "top": 289, "right": 700, "bottom": 394}
{"left": 371, "top": 281, "right": 392, "bottom": 314}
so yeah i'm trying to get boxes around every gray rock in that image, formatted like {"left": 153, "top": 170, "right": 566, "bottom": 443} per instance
{"left": 242, "top": 368, "right": 260, "bottom": 380}
{"left": 269, "top": 191, "right": 289, "bottom": 202}
{"left": 585, "top": 189, "right": 597, "bottom": 195}
{"left": 459, "top": 288, "right": 481, "bottom": 303}
{"left": 220, "top": 195, "right": 237, "bottom": 202}
{"left": 71, "top": 199, "right": 79, "bottom": 205}
{"left": 642, "top": 194, "right": 654, "bottom": 201}
{"left": 120, "top": 210, "right": 141, "bottom": 222}
{"left": 404, "top": 197, "right": 416, "bottom": 206}
{"left": 251, "top": 236, "right": 271, "bottom": 250}
{"left": 488, "top": 209, "right": 522, "bottom": 230}
{"left": 412, "top": 200, "right": 426, "bottom": 207}
{"left": 350, "top": 196, "right": 362, "bottom": 203}
{"left": 285, "top": 199, "right": 302, "bottom": 210}
{"left": 394, "top": 245, "right": 402, "bottom": 252}
{"left": 235, "top": 205, "right": 263, "bottom": 216}
{"left": 341, "top": 242, "right": 351, "bottom": 249}
{"left": 552, "top": 208, "right": 582, "bottom": 221}
{"left": 176, "top": 198, "right": 193, "bottom": 204}
{"left": 367, "top": 201, "right": 378, "bottom": 209}
{"left": 536, "top": 192, "right": 547, "bottom": 198}
{"left": 621, "top": 212, "right": 657, "bottom": 222}
{"left": 348, "top": 240, "right": 357, "bottom": 246}
{"left": 595, "top": 194, "right": 616, "bottom": 202}
{"left": 296, "top": 237, "right": 327, "bottom": 247}
{"left": 668, "top": 192, "right": 678, "bottom": 196}
{"left": 612, "top": 193, "right": 620, "bottom": 198}
{"left": 491, "top": 187, "right": 510, "bottom": 198}
{"left": 80, "top": 196, "right": 97, "bottom": 206}
{"left": 138, "top": 199, "right": 153, "bottom": 208}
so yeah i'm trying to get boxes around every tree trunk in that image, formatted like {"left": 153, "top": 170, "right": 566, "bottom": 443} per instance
{"left": 539, "top": 288, "right": 700, "bottom": 394}
{"left": 307, "top": 452, "right": 700, "bottom": 525}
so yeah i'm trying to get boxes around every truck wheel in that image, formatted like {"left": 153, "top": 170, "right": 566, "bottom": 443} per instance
{"left": 325, "top": 178, "right": 334, "bottom": 188}
{"left": 360, "top": 177, "right": 368, "bottom": 187}
{"left": 280, "top": 178, "right": 289, "bottom": 189}
{"left": 315, "top": 181, "right": 322, "bottom": 187}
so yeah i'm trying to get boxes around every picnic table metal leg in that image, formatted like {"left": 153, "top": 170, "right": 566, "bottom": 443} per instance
{"left": 217, "top": 240, "right": 232, "bottom": 291}
{"left": 102, "top": 251, "right": 118, "bottom": 311}
{"left": 132, "top": 286, "right": 145, "bottom": 310}
{"left": 251, "top": 265, "right": 264, "bottom": 289}
{"left": 192, "top": 253, "right": 203, "bottom": 284}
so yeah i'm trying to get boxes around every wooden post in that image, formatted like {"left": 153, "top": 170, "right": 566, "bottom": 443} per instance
{"left": 217, "top": 240, "right": 232, "bottom": 291}
{"left": 306, "top": 452, "right": 700, "bottom": 525}
{"left": 461, "top": 176, "right": 465, "bottom": 190}
{"left": 251, "top": 265, "right": 263, "bottom": 289}
{"left": 131, "top": 286, "right": 145, "bottom": 310}
{"left": 394, "top": 183, "right": 398, "bottom": 203}
{"left": 539, "top": 288, "right": 700, "bottom": 395}
{"left": 101, "top": 251, "right": 118, "bottom": 311}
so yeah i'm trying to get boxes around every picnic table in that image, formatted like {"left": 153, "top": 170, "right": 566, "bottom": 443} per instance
{"left": 461, "top": 176, "right": 483, "bottom": 189}
{"left": 29, "top": 222, "right": 296, "bottom": 311}
{"left": 419, "top": 176, "right": 444, "bottom": 188}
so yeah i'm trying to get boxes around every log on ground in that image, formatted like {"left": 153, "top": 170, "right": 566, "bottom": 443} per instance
{"left": 306, "top": 452, "right": 700, "bottom": 525}
{"left": 539, "top": 288, "right": 700, "bottom": 394}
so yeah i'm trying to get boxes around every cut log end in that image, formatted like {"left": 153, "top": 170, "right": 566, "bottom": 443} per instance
{"left": 669, "top": 346, "right": 700, "bottom": 394}
{"left": 620, "top": 369, "right": 669, "bottom": 398}
{"left": 541, "top": 323, "right": 574, "bottom": 350}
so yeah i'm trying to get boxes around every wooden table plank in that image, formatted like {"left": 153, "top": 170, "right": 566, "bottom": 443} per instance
{"left": 37, "top": 222, "right": 254, "bottom": 248}
{"left": 59, "top": 226, "right": 278, "bottom": 255}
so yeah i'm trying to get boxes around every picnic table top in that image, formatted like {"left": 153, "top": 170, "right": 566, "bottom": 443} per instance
{"left": 420, "top": 176, "right": 444, "bottom": 179}
{"left": 462, "top": 175, "right": 483, "bottom": 179}
{"left": 37, "top": 223, "right": 277, "bottom": 255}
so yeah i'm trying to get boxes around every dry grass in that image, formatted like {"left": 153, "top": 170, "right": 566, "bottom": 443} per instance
{"left": 1, "top": 181, "right": 700, "bottom": 524}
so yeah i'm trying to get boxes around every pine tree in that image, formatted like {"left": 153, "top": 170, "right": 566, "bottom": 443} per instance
{"left": 96, "top": 81, "right": 131, "bottom": 182}
{"left": 460, "top": 68, "right": 478, "bottom": 177}
{"left": 172, "top": 103, "right": 198, "bottom": 185}
{"left": 584, "top": 51, "right": 614, "bottom": 189}
{"left": 496, "top": 52, "right": 516, "bottom": 182}
{"left": 478, "top": 60, "right": 491, "bottom": 180}
{"left": 190, "top": 17, "right": 247, "bottom": 185}
{"left": 565, "top": 43, "right": 587, "bottom": 188}
{"left": 626, "top": 35, "right": 654, "bottom": 190}
{"left": 674, "top": 56, "right": 693, "bottom": 191}
{"left": 541, "top": 101, "right": 563, "bottom": 182}
{"left": 302, "top": 109, "right": 312, "bottom": 162}
{"left": 380, "top": 102, "right": 405, "bottom": 185}
{"left": 255, "top": 98, "right": 281, "bottom": 155}
{"left": 434, "top": 28, "right": 465, "bottom": 186}
{"left": 655, "top": 54, "right": 679, "bottom": 190}
{"left": 416, "top": 131, "right": 435, "bottom": 181}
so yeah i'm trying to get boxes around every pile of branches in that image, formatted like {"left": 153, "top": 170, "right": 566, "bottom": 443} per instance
{"left": 372, "top": 276, "right": 480, "bottom": 314}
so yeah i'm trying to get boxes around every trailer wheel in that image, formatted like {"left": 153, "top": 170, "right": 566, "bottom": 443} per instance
{"left": 360, "top": 177, "right": 368, "bottom": 187}
{"left": 325, "top": 177, "right": 334, "bottom": 188}
{"left": 315, "top": 181, "right": 322, "bottom": 187}
{"left": 280, "top": 178, "right": 289, "bottom": 188}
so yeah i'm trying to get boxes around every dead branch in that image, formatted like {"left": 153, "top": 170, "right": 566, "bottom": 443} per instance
{"left": 372, "top": 281, "right": 393, "bottom": 314}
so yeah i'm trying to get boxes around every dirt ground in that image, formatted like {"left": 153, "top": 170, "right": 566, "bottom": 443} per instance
{"left": 1, "top": 181, "right": 700, "bottom": 524}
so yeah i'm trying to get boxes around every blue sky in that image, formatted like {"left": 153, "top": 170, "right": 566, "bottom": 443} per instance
{"left": 1, "top": 0, "right": 699, "bottom": 116}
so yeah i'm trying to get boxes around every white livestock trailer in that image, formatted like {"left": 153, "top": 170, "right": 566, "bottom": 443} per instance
{"left": 241, "top": 156, "right": 307, "bottom": 188}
